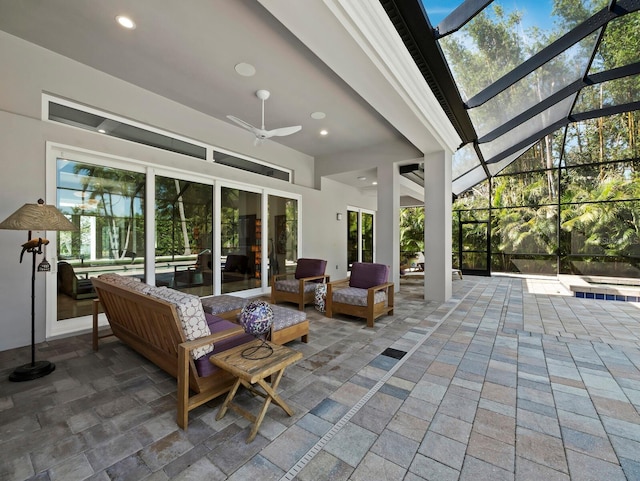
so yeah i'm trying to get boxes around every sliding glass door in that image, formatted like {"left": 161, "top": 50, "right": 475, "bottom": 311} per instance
{"left": 49, "top": 145, "right": 301, "bottom": 337}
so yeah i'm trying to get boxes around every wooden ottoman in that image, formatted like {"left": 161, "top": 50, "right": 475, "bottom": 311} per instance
{"left": 200, "top": 295, "right": 248, "bottom": 321}
{"left": 269, "top": 304, "right": 309, "bottom": 345}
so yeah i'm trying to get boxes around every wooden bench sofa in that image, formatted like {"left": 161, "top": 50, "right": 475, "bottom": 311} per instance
{"left": 91, "top": 275, "right": 255, "bottom": 430}
{"left": 91, "top": 274, "right": 310, "bottom": 429}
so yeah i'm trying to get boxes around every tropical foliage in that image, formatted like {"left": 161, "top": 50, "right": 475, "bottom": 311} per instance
{"left": 399, "top": 207, "right": 424, "bottom": 257}
{"left": 444, "top": 1, "right": 640, "bottom": 277}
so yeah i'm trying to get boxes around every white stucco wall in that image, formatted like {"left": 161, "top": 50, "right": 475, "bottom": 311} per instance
{"left": 0, "top": 32, "right": 376, "bottom": 351}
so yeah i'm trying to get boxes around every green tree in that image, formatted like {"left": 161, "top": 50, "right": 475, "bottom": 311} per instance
{"left": 399, "top": 207, "right": 424, "bottom": 261}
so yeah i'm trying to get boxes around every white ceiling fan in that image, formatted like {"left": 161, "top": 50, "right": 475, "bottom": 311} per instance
{"left": 227, "top": 89, "right": 302, "bottom": 145}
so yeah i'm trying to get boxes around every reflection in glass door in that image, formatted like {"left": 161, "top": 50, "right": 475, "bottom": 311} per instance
{"left": 220, "top": 187, "right": 262, "bottom": 293}
{"left": 362, "top": 212, "right": 374, "bottom": 263}
{"left": 267, "top": 195, "right": 298, "bottom": 284}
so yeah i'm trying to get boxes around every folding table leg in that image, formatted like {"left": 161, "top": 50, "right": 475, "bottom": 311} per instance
{"left": 216, "top": 377, "right": 242, "bottom": 421}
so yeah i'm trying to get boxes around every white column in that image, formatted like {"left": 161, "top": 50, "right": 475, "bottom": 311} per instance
{"left": 424, "top": 150, "right": 452, "bottom": 302}
{"left": 377, "top": 162, "right": 400, "bottom": 291}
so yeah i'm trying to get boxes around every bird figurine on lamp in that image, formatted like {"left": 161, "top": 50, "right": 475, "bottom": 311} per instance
{"left": 20, "top": 237, "right": 49, "bottom": 262}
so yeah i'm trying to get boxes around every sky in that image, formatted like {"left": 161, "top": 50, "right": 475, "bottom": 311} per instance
{"left": 421, "top": 0, "right": 561, "bottom": 32}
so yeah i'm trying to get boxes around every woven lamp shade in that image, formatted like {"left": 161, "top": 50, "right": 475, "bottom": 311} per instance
{"left": 0, "top": 199, "right": 77, "bottom": 232}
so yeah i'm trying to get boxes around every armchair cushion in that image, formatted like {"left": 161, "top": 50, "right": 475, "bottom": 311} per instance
{"left": 349, "top": 262, "right": 390, "bottom": 289}
{"left": 274, "top": 279, "right": 318, "bottom": 294}
{"left": 295, "top": 258, "right": 327, "bottom": 279}
{"left": 332, "top": 287, "right": 387, "bottom": 307}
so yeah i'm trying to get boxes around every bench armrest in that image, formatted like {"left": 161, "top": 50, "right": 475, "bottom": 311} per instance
{"left": 178, "top": 325, "right": 245, "bottom": 352}
{"left": 176, "top": 324, "right": 246, "bottom": 429}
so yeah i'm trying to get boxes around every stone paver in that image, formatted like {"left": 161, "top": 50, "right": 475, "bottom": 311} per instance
{"left": 1, "top": 275, "right": 640, "bottom": 480}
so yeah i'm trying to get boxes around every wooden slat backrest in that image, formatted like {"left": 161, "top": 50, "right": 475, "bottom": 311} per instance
{"left": 91, "top": 278, "right": 204, "bottom": 388}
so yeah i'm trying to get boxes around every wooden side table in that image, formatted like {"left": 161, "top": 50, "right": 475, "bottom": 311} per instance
{"left": 210, "top": 339, "right": 303, "bottom": 442}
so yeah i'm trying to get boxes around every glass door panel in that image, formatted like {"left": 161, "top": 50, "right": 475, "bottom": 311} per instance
{"left": 56, "top": 159, "right": 145, "bottom": 321}
{"left": 361, "top": 212, "right": 374, "bottom": 263}
{"left": 347, "top": 208, "right": 375, "bottom": 269}
{"left": 155, "top": 176, "right": 213, "bottom": 296}
{"left": 347, "top": 210, "right": 359, "bottom": 269}
{"left": 221, "top": 187, "right": 261, "bottom": 293}
{"left": 267, "top": 195, "right": 298, "bottom": 284}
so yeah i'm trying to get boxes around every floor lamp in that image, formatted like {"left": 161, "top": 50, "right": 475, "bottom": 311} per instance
{"left": 0, "top": 198, "right": 77, "bottom": 382}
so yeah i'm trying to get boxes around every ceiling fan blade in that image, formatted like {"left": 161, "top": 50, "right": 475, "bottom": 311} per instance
{"left": 267, "top": 125, "right": 302, "bottom": 137}
{"left": 226, "top": 115, "right": 258, "bottom": 133}
{"left": 228, "top": 91, "right": 301, "bottom": 145}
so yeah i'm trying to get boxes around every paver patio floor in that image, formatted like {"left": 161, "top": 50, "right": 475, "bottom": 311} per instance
{"left": 1, "top": 275, "right": 639, "bottom": 480}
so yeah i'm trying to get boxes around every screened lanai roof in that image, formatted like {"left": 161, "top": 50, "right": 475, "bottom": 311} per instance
{"left": 381, "top": 0, "right": 640, "bottom": 195}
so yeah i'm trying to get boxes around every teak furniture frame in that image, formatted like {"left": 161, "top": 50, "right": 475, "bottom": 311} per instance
{"left": 91, "top": 278, "right": 247, "bottom": 429}
{"left": 270, "top": 273, "right": 330, "bottom": 310}
{"left": 210, "top": 339, "right": 302, "bottom": 442}
{"left": 326, "top": 279, "right": 395, "bottom": 328}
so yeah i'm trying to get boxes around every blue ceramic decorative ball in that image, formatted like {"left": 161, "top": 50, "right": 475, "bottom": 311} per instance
{"left": 239, "top": 300, "right": 274, "bottom": 337}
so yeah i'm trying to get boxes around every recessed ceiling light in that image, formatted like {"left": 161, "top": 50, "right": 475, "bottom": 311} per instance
{"left": 116, "top": 15, "right": 136, "bottom": 29}
{"left": 235, "top": 62, "right": 256, "bottom": 77}
{"left": 357, "top": 176, "right": 367, "bottom": 181}
{"left": 311, "top": 112, "right": 326, "bottom": 120}
{"left": 372, "top": 181, "right": 378, "bottom": 185}
{"left": 320, "top": 129, "right": 329, "bottom": 136}
{"left": 97, "top": 129, "right": 106, "bottom": 134}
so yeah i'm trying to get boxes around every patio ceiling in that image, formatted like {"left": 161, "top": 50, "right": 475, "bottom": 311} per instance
{"left": 0, "top": 0, "right": 455, "bottom": 199}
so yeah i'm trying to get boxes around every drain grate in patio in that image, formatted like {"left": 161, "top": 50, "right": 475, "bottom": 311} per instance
{"left": 381, "top": 347, "right": 407, "bottom": 360}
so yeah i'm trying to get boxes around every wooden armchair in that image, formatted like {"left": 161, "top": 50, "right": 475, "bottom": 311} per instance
{"left": 326, "top": 262, "right": 394, "bottom": 327}
{"left": 271, "top": 258, "right": 329, "bottom": 310}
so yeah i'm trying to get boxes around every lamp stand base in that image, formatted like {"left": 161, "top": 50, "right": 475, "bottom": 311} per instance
{"left": 9, "top": 360, "right": 55, "bottom": 382}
